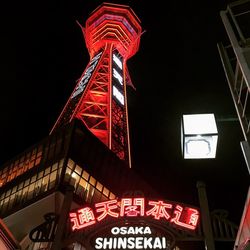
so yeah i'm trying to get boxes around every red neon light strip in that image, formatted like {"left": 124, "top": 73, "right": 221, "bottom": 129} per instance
{"left": 69, "top": 198, "right": 200, "bottom": 232}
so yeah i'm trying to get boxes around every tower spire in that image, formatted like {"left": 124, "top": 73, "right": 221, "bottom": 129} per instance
{"left": 50, "top": 3, "right": 142, "bottom": 167}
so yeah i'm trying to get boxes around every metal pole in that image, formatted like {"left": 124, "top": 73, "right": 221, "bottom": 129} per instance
{"left": 240, "top": 141, "right": 250, "bottom": 175}
{"left": 51, "top": 185, "right": 75, "bottom": 250}
{"left": 197, "top": 181, "right": 216, "bottom": 250}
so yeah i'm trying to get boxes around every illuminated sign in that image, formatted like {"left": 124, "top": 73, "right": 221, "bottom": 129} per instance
{"left": 95, "top": 226, "right": 167, "bottom": 249}
{"left": 71, "top": 51, "right": 102, "bottom": 99}
{"left": 113, "top": 54, "right": 123, "bottom": 70}
{"left": 113, "top": 86, "right": 124, "bottom": 105}
{"left": 112, "top": 51, "right": 125, "bottom": 106}
{"left": 113, "top": 69, "right": 123, "bottom": 85}
{"left": 69, "top": 198, "right": 199, "bottom": 232}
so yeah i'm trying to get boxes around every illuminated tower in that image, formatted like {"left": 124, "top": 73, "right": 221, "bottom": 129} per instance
{"left": 51, "top": 3, "right": 142, "bottom": 167}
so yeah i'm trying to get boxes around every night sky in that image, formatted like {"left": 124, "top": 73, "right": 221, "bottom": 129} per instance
{"left": 1, "top": 0, "right": 249, "bottom": 248}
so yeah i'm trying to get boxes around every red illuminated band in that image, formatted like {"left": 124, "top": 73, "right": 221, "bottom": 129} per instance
{"left": 70, "top": 207, "right": 96, "bottom": 231}
{"left": 95, "top": 199, "right": 119, "bottom": 221}
{"left": 69, "top": 198, "right": 199, "bottom": 232}
{"left": 146, "top": 200, "right": 172, "bottom": 220}
{"left": 120, "top": 198, "right": 145, "bottom": 217}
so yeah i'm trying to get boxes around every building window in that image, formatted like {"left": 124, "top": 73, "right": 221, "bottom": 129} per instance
{"left": 0, "top": 145, "right": 43, "bottom": 188}
{"left": 64, "top": 159, "right": 116, "bottom": 204}
{"left": 0, "top": 160, "right": 63, "bottom": 216}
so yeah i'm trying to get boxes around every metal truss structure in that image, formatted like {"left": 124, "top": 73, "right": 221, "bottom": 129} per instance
{"left": 50, "top": 3, "right": 142, "bottom": 167}
{"left": 217, "top": 0, "right": 250, "bottom": 248}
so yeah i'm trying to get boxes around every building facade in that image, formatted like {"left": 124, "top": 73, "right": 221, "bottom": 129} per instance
{"left": 0, "top": 119, "right": 160, "bottom": 249}
{"left": 217, "top": 0, "right": 250, "bottom": 249}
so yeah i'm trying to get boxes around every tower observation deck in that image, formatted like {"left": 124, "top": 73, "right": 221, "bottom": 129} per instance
{"left": 51, "top": 3, "right": 142, "bottom": 168}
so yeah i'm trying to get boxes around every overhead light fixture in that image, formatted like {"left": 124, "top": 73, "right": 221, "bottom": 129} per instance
{"left": 181, "top": 114, "right": 218, "bottom": 159}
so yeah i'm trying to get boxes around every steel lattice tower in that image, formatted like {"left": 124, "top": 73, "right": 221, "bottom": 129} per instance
{"left": 50, "top": 3, "right": 142, "bottom": 168}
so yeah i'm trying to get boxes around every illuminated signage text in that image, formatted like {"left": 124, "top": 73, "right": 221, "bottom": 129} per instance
{"left": 113, "top": 69, "right": 123, "bottom": 85}
{"left": 113, "top": 86, "right": 124, "bottom": 105}
{"left": 112, "top": 51, "right": 125, "bottom": 106}
{"left": 69, "top": 198, "right": 199, "bottom": 232}
{"left": 113, "top": 54, "right": 123, "bottom": 70}
{"left": 71, "top": 51, "right": 102, "bottom": 99}
{"left": 95, "top": 226, "right": 166, "bottom": 249}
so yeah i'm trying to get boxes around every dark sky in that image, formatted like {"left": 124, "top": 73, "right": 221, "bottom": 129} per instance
{"left": 1, "top": 0, "right": 249, "bottom": 246}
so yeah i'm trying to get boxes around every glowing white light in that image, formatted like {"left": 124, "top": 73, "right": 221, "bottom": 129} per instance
{"left": 71, "top": 172, "right": 77, "bottom": 179}
{"left": 113, "top": 68, "right": 123, "bottom": 85}
{"left": 113, "top": 54, "right": 123, "bottom": 70}
{"left": 187, "top": 138, "right": 210, "bottom": 156}
{"left": 182, "top": 114, "right": 218, "bottom": 159}
{"left": 184, "top": 135, "right": 218, "bottom": 159}
{"left": 113, "top": 86, "right": 124, "bottom": 105}
{"left": 183, "top": 114, "right": 218, "bottom": 135}
{"left": 95, "top": 227, "right": 166, "bottom": 249}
